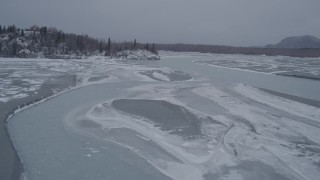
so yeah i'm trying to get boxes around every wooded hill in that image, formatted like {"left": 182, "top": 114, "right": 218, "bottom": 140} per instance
{"left": 0, "top": 25, "right": 158, "bottom": 58}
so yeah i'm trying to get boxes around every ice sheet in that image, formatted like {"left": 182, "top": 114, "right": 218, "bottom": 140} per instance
{"left": 6, "top": 52, "right": 320, "bottom": 180}
{"left": 61, "top": 81, "right": 320, "bottom": 180}
{"left": 0, "top": 56, "right": 194, "bottom": 103}
{"left": 194, "top": 54, "right": 320, "bottom": 80}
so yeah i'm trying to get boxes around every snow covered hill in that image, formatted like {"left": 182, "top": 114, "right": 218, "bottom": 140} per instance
{"left": 266, "top": 35, "right": 320, "bottom": 49}
{"left": 0, "top": 30, "right": 81, "bottom": 59}
{"left": 0, "top": 27, "right": 160, "bottom": 60}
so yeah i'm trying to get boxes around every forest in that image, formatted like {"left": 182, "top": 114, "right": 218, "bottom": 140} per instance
{"left": 0, "top": 25, "right": 158, "bottom": 58}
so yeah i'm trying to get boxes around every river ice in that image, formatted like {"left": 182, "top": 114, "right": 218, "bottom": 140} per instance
{"left": 6, "top": 52, "right": 320, "bottom": 180}
{"left": 194, "top": 54, "right": 320, "bottom": 80}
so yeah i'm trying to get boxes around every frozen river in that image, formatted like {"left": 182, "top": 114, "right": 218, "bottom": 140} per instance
{"left": 6, "top": 52, "right": 320, "bottom": 180}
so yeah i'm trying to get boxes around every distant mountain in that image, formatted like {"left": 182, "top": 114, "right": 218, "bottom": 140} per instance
{"left": 266, "top": 35, "right": 320, "bottom": 49}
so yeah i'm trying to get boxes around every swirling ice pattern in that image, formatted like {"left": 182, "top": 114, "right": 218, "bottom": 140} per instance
{"left": 65, "top": 83, "right": 320, "bottom": 180}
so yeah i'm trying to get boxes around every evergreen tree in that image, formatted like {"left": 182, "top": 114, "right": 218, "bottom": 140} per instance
{"left": 21, "top": 30, "right": 25, "bottom": 36}
{"left": 40, "top": 26, "right": 48, "bottom": 42}
{"left": 55, "top": 32, "right": 62, "bottom": 45}
{"left": 3, "top": 26, "right": 6, "bottom": 33}
{"left": 0, "top": 25, "right": 2, "bottom": 34}
{"left": 151, "top": 43, "right": 157, "bottom": 54}
{"left": 133, "top": 39, "right": 137, "bottom": 49}
{"left": 12, "top": 41, "right": 17, "bottom": 56}
{"left": 7, "top": 25, "right": 16, "bottom": 33}
{"left": 61, "top": 33, "right": 66, "bottom": 52}
{"left": 105, "top": 38, "right": 111, "bottom": 56}
{"left": 76, "top": 35, "right": 81, "bottom": 51}
{"left": 145, "top": 43, "right": 149, "bottom": 50}
{"left": 76, "top": 35, "right": 85, "bottom": 52}
{"left": 99, "top": 41, "right": 103, "bottom": 53}
{"left": 40, "top": 26, "right": 47, "bottom": 37}
{"left": 107, "top": 38, "right": 111, "bottom": 52}
{"left": 62, "top": 33, "right": 66, "bottom": 42}
{"left": 44, "top": 27, "right": 47, "bottom": 36}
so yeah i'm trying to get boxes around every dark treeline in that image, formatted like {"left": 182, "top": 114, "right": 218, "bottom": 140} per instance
{"left": 3, "top": 25, "right": 318, "bottom": 58}
{"left": 157, "top": 44, "right": 320, "bottom": 58}
{"left": 0, "top": 25, "right": 158, "bottom": 58}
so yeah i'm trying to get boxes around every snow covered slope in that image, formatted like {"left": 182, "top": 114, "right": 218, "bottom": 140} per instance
{"left": 116, "top": 49, "right": 160, "bottom": 60}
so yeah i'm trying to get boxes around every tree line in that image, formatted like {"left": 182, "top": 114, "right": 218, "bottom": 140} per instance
{"left": 0, "top": 24, "right": 158, "bottom": 57}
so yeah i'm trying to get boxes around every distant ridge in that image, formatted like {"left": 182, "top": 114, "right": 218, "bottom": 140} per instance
{"left": 266, "top": 35, "right": 320, "bottom": 49}
{"left": 157, "top": 43, "right": 320, "bottom": 58}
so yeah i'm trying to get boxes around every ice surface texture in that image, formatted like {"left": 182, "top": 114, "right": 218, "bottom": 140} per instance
{"left": 7, "top": 52, "right": 320, "bottom": 180}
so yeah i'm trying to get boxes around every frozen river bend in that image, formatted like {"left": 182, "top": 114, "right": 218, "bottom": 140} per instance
{"left": 7, "top": 52, "right": 320, "bottom": 180}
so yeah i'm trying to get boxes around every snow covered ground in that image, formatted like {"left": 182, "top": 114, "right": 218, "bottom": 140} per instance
{"left": 5, "top": 52, "right": 320, "bottom": 180}
{"left": 0, "top": 55, "right": 176, "bottom": 103}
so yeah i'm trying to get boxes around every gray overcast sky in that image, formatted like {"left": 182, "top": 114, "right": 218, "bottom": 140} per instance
{"left": 1, "top": 0, "right": 320, "bottom": 46}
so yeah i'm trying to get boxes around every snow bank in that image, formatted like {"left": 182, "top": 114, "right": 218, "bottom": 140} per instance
{"left": 116, "top": 49, "right": 160, "bottom": 60}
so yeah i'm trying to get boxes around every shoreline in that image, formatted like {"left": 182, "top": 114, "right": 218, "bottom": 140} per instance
{"left": 194, "top": 60, "right": 320, "bottom": 82}
{"left": 258, "top": 88, "right": 320, "bottom": 108}
{"left": 0, "top": 75, "right": 77, "bottom": 180}
{"left": 275, "top": 73, "right": 320, "bottom": 81}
